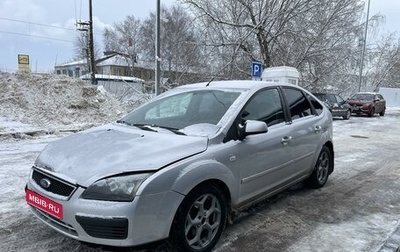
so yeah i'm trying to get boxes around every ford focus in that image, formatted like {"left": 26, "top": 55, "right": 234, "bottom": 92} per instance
{"left": 26, "top": 80, "right": 334, "bottom": 251}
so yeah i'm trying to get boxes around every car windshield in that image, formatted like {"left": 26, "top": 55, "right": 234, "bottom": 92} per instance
{"left": 313, "top": 94, "right": 326, "bottom": 101}
{"left": 351, "top": 93, "right": 374, "bottom": 100}
{"left": 119, "top": 89, "right": 241, "bottom": 131}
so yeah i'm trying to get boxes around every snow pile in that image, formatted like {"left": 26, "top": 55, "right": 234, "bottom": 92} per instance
{"left": 0, "top": 72, "right": 127, "bottom": 132}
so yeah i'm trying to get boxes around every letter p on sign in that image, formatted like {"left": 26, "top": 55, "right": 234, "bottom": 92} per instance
{"left": 252, "top": 62, "right": 262, "bottom": 79}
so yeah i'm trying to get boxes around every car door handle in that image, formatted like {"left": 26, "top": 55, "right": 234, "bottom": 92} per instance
{"left": 314, "top": 126, "right": 322, "bottom": 133}
{"left": 281, "top": 136, "right": 292, "bottom": 146}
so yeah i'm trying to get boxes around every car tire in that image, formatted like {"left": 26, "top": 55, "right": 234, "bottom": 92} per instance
{"left": 307, "top": 146, "right": 332, "bottom": 188}
{"left": 343, "top": 109, "right": 351, "bottom": 120}
{"left": 368, "top": 107, "right": 375, "bottom": 117}
{"left": 379, "top": 108, "right": 385, "bottom": 116}
{"left": 169, "top": 183, "right": 227, "bottom": 252}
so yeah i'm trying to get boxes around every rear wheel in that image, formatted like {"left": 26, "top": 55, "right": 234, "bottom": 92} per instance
{"left": 307, "top": 146, "right": 332, "bottom": 188}
{"left": 169, "top": 184, "right": 227, "bottom": 252}
{"left": 343, "top": 109, "right": 351, "bottom": 120}
{"left": 379, "top": 108, "right": 385, "bottom": 116}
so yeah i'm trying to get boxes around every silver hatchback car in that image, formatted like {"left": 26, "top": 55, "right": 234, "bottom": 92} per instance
{"left": 26, "top": 80, "right": 333, "bottom": 251}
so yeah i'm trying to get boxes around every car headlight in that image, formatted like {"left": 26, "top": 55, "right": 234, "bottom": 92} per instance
{"left": 81, "top": 173, "right": 152, "bottom": 202}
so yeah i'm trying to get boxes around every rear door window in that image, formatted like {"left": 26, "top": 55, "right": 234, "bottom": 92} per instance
{"left": 283, "top": 88, "right": 313, "bottom": 120}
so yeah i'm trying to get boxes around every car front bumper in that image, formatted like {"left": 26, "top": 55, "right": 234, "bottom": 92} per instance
{"left": 351, "top": 105, "right": 371, "bottom": 114}
{"left": 26, "top": 177, "right": 184, "bottom": 247}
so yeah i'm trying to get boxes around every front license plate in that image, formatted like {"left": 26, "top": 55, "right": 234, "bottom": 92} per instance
{"left": 26, "top": 189, "right": 63, "bottom": 219}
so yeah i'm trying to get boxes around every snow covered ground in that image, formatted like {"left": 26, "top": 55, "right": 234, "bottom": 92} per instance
{"left": 1, "top": 110, "right": 400, "bottom": 252}
{"left": 1, "top": 73, "right": 400, "bottom": 251}
{"left": 0, "top": 72, "right": 126, "bottom": 135}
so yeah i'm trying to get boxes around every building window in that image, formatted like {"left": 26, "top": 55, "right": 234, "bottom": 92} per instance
{"left": 288, "top": 79, "right": 297, "bottom": 85}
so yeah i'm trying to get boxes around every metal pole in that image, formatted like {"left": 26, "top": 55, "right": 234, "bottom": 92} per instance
{"left": 358, "top": 0, "right": 370, "bottom": 92}
{"left": 89, "top": 0, "right": 96, "bottom": 85}
{"left": 155, "top": 0, "right": 161, "bottom": 95}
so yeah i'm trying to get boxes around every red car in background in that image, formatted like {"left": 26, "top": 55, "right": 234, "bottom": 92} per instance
{"left": 347, "top": 92, "right": 386, "bottom": 117}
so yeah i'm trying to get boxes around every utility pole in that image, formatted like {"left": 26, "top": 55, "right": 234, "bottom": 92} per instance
{"left": 358, "top": 0, "right": 371, "bottom": 92}
{"left": 76, "top": 0, "right": 96, "bottom": 85}
{"left": 88, "top": 0, "right": 96, "bottom": 85}
{"left": 155, "top": 0, "right": 161, "bottom": 95}
{"left": 76, "top": 21, "right": 90, "bottom": 75}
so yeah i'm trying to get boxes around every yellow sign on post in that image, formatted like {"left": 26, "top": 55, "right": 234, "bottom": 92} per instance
{"left": 18, "top": 54, "right": 30, "bottom": 72}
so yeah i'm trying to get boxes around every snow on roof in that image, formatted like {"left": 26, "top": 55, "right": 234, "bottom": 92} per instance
{"left": 55, "top": 59, "right": 87, "bottom": 67}
{"left": 262, "top": 66, "right": 300, "bottom": 78}
{"left": 178, "top": 80, "right": 298, "bottom": 90}
{"left": 96, "top": 55, "right": 131, "bottom": 67}
{"left": 80, "top": 74, "right": 145, "bottom": 83}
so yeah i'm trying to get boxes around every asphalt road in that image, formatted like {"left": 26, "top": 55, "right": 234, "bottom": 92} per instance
{"left": 1, "top": 110, "right": 400, "bottom": 252}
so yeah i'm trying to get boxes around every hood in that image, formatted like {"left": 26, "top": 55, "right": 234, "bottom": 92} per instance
{"left": 35, "top": 123, "right": 208, "bottom": 186}
{"left": 348, "top": 99, "right": 372, "bottom": 106}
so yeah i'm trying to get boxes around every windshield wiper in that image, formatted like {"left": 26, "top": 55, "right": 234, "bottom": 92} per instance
{"left": 132, "top": 123, "right": 158, "bottom": 132}
{"left": 117, "top": 121, "right": 185, "bottom": 135}
{"left": 116, "top": 121, "right": 158, "bottom": 132}
{"left": 151, "top": 125, "right": 186, "bottom": 135}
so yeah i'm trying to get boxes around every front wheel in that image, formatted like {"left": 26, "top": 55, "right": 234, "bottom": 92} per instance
{"left": 169, "top": 184, "right": 227, "bottom": 252}
{"left": 379, "top": 108, "right": 385, "bottom": 116}
{"left": 307, "top": 146, "right": 333, "bottom": 188}
{"left": 368, "top": 107, "right": 375, "bottom": 117}
{"left": 343, "top": 109, "right": 351, "bottom": 120}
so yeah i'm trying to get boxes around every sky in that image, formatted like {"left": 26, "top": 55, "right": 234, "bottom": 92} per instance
{"left": 0, "top": 0, "right": 399, "bottom": 73}
{"left": 0, "top": 0, "right": 176, "bottom": 73}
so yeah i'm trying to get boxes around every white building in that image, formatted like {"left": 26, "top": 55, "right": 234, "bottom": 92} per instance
{"left": 262, "top": 66, "right": 300, "bottom": 85}
{"left": 379, "top": 87, "right": 400, "bottom": 108}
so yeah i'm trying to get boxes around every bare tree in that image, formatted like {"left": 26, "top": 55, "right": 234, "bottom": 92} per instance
{"left": 103, "top": 16, "right": 142, "bottom": 76}
{"left": 73, "top": 32, "right": 101, "bottom": 61}
{"left": 140, "top": 5, "right": 203, "bottom": 84}
{"left": 279, "top": 0, "right": 366, "bottom": 91}
{"left": 363, "top": 33, "right": 400, "bottom": 91}
{"left": 181, "top": 0, "right": 372, "bottom": 86}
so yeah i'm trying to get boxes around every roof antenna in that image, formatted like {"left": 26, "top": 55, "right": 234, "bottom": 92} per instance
{"left": 206, "top": 77, "right": 214, "bottom": 87}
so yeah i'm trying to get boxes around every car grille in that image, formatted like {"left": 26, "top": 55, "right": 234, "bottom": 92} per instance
{"left": 32, "top": 168, "right": 76, "bottom": 197}
{"left": 76, "top": 215, "right": 129, "bottom": 240}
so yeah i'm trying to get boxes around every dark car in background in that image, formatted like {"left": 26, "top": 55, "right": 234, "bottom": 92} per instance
{"left": 313, "top": 93, "right": 352, "bottom": 120}
{"left": 347, "top": 92, "right": 386, "bottom": 117}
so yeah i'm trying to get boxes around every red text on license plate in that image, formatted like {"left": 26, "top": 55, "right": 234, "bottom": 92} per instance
{"left": 26, "top": 189, "right": 63, "bottom": 219}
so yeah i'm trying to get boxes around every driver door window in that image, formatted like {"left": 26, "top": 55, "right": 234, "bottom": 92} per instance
{"left": 242, "top": 88, "right": 285, "bottom": 126}
{"left": 335, "top": 95, "right": 344, "bottom": 105}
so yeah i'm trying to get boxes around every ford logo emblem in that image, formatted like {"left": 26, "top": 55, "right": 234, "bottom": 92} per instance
{"left": 39, "top": 178, "right": 51, "bottom": 189}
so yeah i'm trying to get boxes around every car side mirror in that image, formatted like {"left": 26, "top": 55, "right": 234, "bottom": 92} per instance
{"left": 238, "top": 120, "right": 268, "bottom": 140}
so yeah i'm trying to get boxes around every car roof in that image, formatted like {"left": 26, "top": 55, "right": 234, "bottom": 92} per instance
{"left": 355, "top": 92, "right": 379, "bottom": 95}
{"left": 175, "top": 80, "right": 300, "bottom": 91}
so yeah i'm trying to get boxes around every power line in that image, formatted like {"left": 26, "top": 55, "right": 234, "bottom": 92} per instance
{"left": 0, "top": 17, "right": 103, "bottom": 35}
{"left": 0, "top": 17, "right": 76, "bottom": 32}
{"left": 0, "top": 30, "right": 74, "bottom": 43}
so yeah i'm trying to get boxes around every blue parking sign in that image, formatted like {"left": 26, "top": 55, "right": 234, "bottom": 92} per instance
{"left": 252, "top": 62, "right": 262, "bottom": 79}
